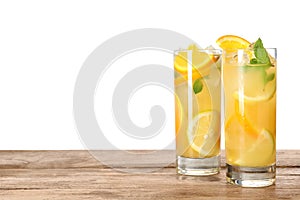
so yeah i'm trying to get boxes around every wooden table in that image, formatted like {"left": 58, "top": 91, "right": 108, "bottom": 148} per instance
{"left": 0, "top": 150, "right": 299, "bottom": 199}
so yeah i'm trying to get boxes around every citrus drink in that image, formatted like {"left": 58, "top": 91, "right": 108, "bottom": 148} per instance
{"left": 223, "top": 59, "right": 276, "bottom": 167}
{"left": 218, "top": 35, "right": 276, "bottom": 187}
{"left": 174, "top": 46, "right": 221, "bottom": 175}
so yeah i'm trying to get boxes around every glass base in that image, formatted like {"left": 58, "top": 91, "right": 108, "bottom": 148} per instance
{"left": 176, "top": 155, "right": 220, "bottom": 176}
{"left": 226, "top": 164, "right": 276, "bottom": 187}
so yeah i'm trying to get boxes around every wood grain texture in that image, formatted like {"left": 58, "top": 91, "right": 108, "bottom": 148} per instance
{"left": 0, "top": 150, "right": 299, "bottom": 200}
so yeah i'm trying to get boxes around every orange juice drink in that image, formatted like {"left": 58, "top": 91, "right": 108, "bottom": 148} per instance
{"left": 174, "top": 46, "right": 221, "bottom": 175}
{"left": 218, "top": 35, "right": 276, "bottom": 187}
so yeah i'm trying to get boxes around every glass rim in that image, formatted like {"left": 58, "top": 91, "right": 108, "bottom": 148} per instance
{"left": 174, "top": 48, "right": 222, "bottom": 55}
{"left": 222, "top": 47, "right": 277, "bottom": 52}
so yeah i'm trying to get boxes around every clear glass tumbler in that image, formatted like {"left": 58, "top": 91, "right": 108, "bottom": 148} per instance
{"left": 174, "top": 48, "right": 221, "bottom": 175}
{"left": 223, "top": 48, "right": 276, "bottom": 187}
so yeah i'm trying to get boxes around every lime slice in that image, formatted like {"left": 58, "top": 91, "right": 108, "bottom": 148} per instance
{"left": 187, "top": 111, "right": 220, "bottom": 157}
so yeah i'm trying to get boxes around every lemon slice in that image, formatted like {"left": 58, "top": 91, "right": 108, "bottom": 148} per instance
{"left": 188, "top": 44, "right": 199, "bottom": 50}
{"left": 174, "top": 46, "right": 212, "bottom": 75}
{"left": 225, "top": 115, "right": 275, "bottom": 167}
{"left": 187, "top": 111, "right": 220, "bottom": 157}
{"left": 174, "top": 51, "right": 188, "bottom": 74}
{"left": 233, "top": 76, "right": 276, "bottom": 103}
{"left": 234, "top": 87, "right": 275, "bottom": 103}
{"left": 216, "top": 35, "right": 251, "bottom": 50}
{"left": 235, "top": 129, "right": 275, "bottom": 167}
{"left": 174, "top": 67, "right": 211, "bottom": 86}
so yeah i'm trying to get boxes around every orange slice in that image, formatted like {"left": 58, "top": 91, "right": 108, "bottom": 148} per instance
{"left": 216, "top": 35, "right": 251, "bottom": 50}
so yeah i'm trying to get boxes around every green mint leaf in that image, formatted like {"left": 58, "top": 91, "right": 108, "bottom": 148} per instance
{"left": 253, "top": 38, "right": 271, "bottom": 66}
{"left": 256, "top": 48, "right": 270, "bottom": 64}
{"left": 250, "top": 58, "right": 258, "bottom": 64}
{"left": 193, "top": 78, "right": 203, "bottom": 94}
{"left": 253, "top": 38, "right": 264, "bottom": 49}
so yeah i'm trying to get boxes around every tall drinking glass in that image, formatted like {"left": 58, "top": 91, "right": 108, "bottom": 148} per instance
{"left": 174, "top": 48, "right": 221, "bottom": 175}
{"left": 223, "top": 48, "right": 276, "bottom": 187}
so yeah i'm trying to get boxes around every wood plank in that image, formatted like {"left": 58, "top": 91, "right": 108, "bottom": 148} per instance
{"left": 0, "top": 150, "right": 299, "bottom": 169}
{"left": 0, "top": 168, "right": 299, "bottom": 199}
{"left": 0, "top": 150, "right": 299, "bottom": 199}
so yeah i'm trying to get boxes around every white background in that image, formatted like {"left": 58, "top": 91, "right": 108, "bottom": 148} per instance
{"left": 0, "top": 0, "right": 299, "bottom": 150}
